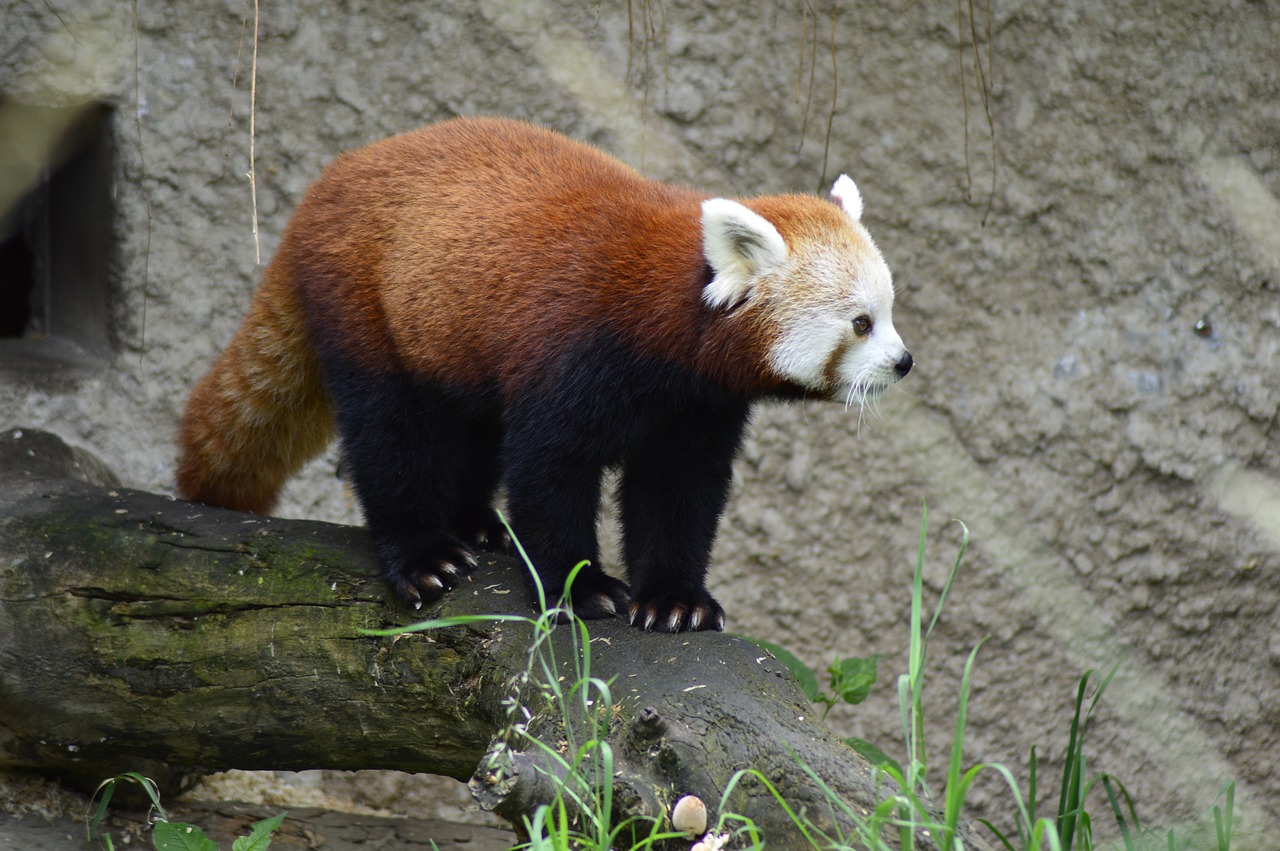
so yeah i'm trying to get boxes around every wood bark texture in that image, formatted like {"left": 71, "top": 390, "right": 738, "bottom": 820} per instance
{"left": 0, "top": 429, "right": 964, "bottom": 849}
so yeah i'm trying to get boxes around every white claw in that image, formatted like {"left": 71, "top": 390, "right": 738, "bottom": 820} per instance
{"left": 689, "top": 608, "right": 705, "bottom": 631}
{"left": 666, "top": 610, "right": 683, "bottom": 632}
{"left": 425, "top": 574, "right": 445, "bottom": 590}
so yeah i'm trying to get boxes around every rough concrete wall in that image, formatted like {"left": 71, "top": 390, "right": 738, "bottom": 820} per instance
{"left": 2, "top": 0, "right": 1277, "bottom": 837}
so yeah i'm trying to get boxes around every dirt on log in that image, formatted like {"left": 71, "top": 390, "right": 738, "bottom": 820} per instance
{"left": 0, "top": 428, "right": 974, "bottom": 849}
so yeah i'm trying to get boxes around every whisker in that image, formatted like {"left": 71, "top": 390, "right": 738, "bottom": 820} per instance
{"left": 842, "top": 362, "right": 897, "bottom": 436}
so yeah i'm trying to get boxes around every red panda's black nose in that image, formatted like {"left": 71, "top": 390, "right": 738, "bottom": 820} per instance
{"left": 895, "top": 351, "right": 914, "bottom": 377}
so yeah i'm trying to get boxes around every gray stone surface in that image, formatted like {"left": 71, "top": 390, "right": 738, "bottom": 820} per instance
{"left": 2, "top": 0, "right": 1277, "bottom": 840}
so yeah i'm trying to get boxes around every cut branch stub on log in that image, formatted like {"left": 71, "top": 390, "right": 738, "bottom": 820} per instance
{"left": 0, "top": 428, "right": 969, "bottom": 849}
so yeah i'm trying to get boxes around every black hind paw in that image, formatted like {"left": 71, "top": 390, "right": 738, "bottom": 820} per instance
{"left": 628, "top": 590, "right": 725, "bottom": 633}
{"left": 457, "top": 506, "right": 513, "bottom": 553}
{"left": 379, "top": 535, "right": 478, "bottom": 606}
{"left": 545, "top": 566, "right": 630, "bottom": 621}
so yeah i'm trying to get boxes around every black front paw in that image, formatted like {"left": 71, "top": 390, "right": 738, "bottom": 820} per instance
{"left": 628, "top": 589, "right": 725, "bottom": 633}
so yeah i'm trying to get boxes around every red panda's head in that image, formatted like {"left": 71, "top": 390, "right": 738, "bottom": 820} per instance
{"left": 700, "top": 176, "right": 911, "bottom": 406}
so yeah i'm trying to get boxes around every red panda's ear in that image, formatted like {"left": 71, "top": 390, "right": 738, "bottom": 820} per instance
{"left": 830, "top": 174, "right": 863, "bottom": 222}
{"left": 701, "top": 199, "right": 789, "bottom": 310}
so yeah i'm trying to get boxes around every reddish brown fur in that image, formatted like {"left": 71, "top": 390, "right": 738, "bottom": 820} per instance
{"left": 178, "top": 118, "right": 843, "bottom": 513}
{"left": 176, "top": 257, "right": 333, "bottom": 512}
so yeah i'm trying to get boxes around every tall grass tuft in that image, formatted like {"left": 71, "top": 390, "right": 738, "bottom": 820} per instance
{"left": 361, "top": 514, "right": 680, "bottom": 850}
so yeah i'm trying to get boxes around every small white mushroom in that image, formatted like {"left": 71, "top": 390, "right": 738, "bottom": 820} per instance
{"left": 671, "top": 794, "right": 708, "bottom": 836}
{"left": 692, "top": 833, "right": 730, "bottom": 851}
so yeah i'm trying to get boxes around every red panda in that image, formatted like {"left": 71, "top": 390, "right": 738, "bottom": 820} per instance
{"left": 177, "top": 117, "right": 911, "bottom": 632}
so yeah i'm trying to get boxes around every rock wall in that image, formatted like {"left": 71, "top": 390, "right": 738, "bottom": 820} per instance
{"left": 3, "top": 0, "right": 1277, "bottom": 836}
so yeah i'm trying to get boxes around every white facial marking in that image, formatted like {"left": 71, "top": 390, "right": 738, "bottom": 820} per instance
{"left": 701, "top": 198, "right": 789, "bottom": 309}
{"left": 760, "top": 193, "right": 910, "bottom": 408}
{"left": 768, "top": 253, "right": 901, "bottom": 396}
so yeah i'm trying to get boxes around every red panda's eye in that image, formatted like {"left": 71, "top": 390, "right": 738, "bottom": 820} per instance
{"left": 852, "top": 315, "right": 873, "bottom": 337}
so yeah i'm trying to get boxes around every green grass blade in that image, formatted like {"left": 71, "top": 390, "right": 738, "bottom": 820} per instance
{"left": 974, "top": 763, "right": 1063, "bottom": 851}
{"left": 904, "top": 503, "right": 929, "bottom": 803}
{"left": 1087, "top": 660, "right": 1122, "bottom": 718}
{"left": 87, "top": 777, "right": 117, "bottom": 845}
{"left": 1100, "top": 775, "right": 1134, "bottom": 851}
{"left": 925, "top": 520, "right": 969, "bottom": 643}
{"left": 978, "top": 818, "right": 1020, "bottom": 851}
{"left": 1027, "top": 745, "right": 1039, "bottom": 846}
{"left": 718, "top": 768, "right": 820, "bottom": 849}
{"left": 1214, "top": 780, "right": 1235, "bottom": 851}
{"left": 359, "top": 612, "right": 533, "bottom": 636}
{"left": 498, "top": 509, "right": 550, "bottom": 614}
{"left": 909, "top": 503, "right": 927, "bottom": 688}
{"left": 1056, "top": 671, "right": 1094, "bottom": 850}
{"left": 1028, "top": 817, "right": 1065, "bottom": 851}
{"left": 88, "top": 773, "right": 170, "bottom": 848}
{"left": 942, "top": 639, "right": 987, "bottom": 847}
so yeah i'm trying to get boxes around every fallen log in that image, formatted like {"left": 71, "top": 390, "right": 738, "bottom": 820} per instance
{"left": 0, "top": 428, "right": 972, "bottom": 848}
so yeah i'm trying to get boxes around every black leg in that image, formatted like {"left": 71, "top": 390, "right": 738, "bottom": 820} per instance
{"left": 501, "top": 396, "right": 630, "bottom": 620}
{"left": 619, "top": 401, "right": 749, "bottom": 632}
{"left": 323, "top": 357, "right": 484, "bottom": 604}
{"left": 450, "top": 416, "right": 509, "bottom": 552}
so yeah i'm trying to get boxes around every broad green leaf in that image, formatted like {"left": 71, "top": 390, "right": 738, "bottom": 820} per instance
{"left": 232, "top": 812, "right": 287, "bottom": 851}
{"left": 152, "top": 822, "right": 219, "bottom": 851}
{"left": 844, "top": 736, "right": 902, "bottom": 777}
{"left": 828, "top": 654, "right": 880, "bottom": 706}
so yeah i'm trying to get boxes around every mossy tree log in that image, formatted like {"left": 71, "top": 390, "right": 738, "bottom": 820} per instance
{"left": 0, "top": 429, "right": 964, "bottom": 848}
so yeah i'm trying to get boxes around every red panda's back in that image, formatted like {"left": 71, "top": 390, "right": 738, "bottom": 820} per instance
{"left": 282, "top": 118, "right": 708, "bottom": 391}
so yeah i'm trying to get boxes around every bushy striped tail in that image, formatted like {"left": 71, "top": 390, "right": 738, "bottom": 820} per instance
{"left": 176, "top": 260, "right": 333, "bottom": 513}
